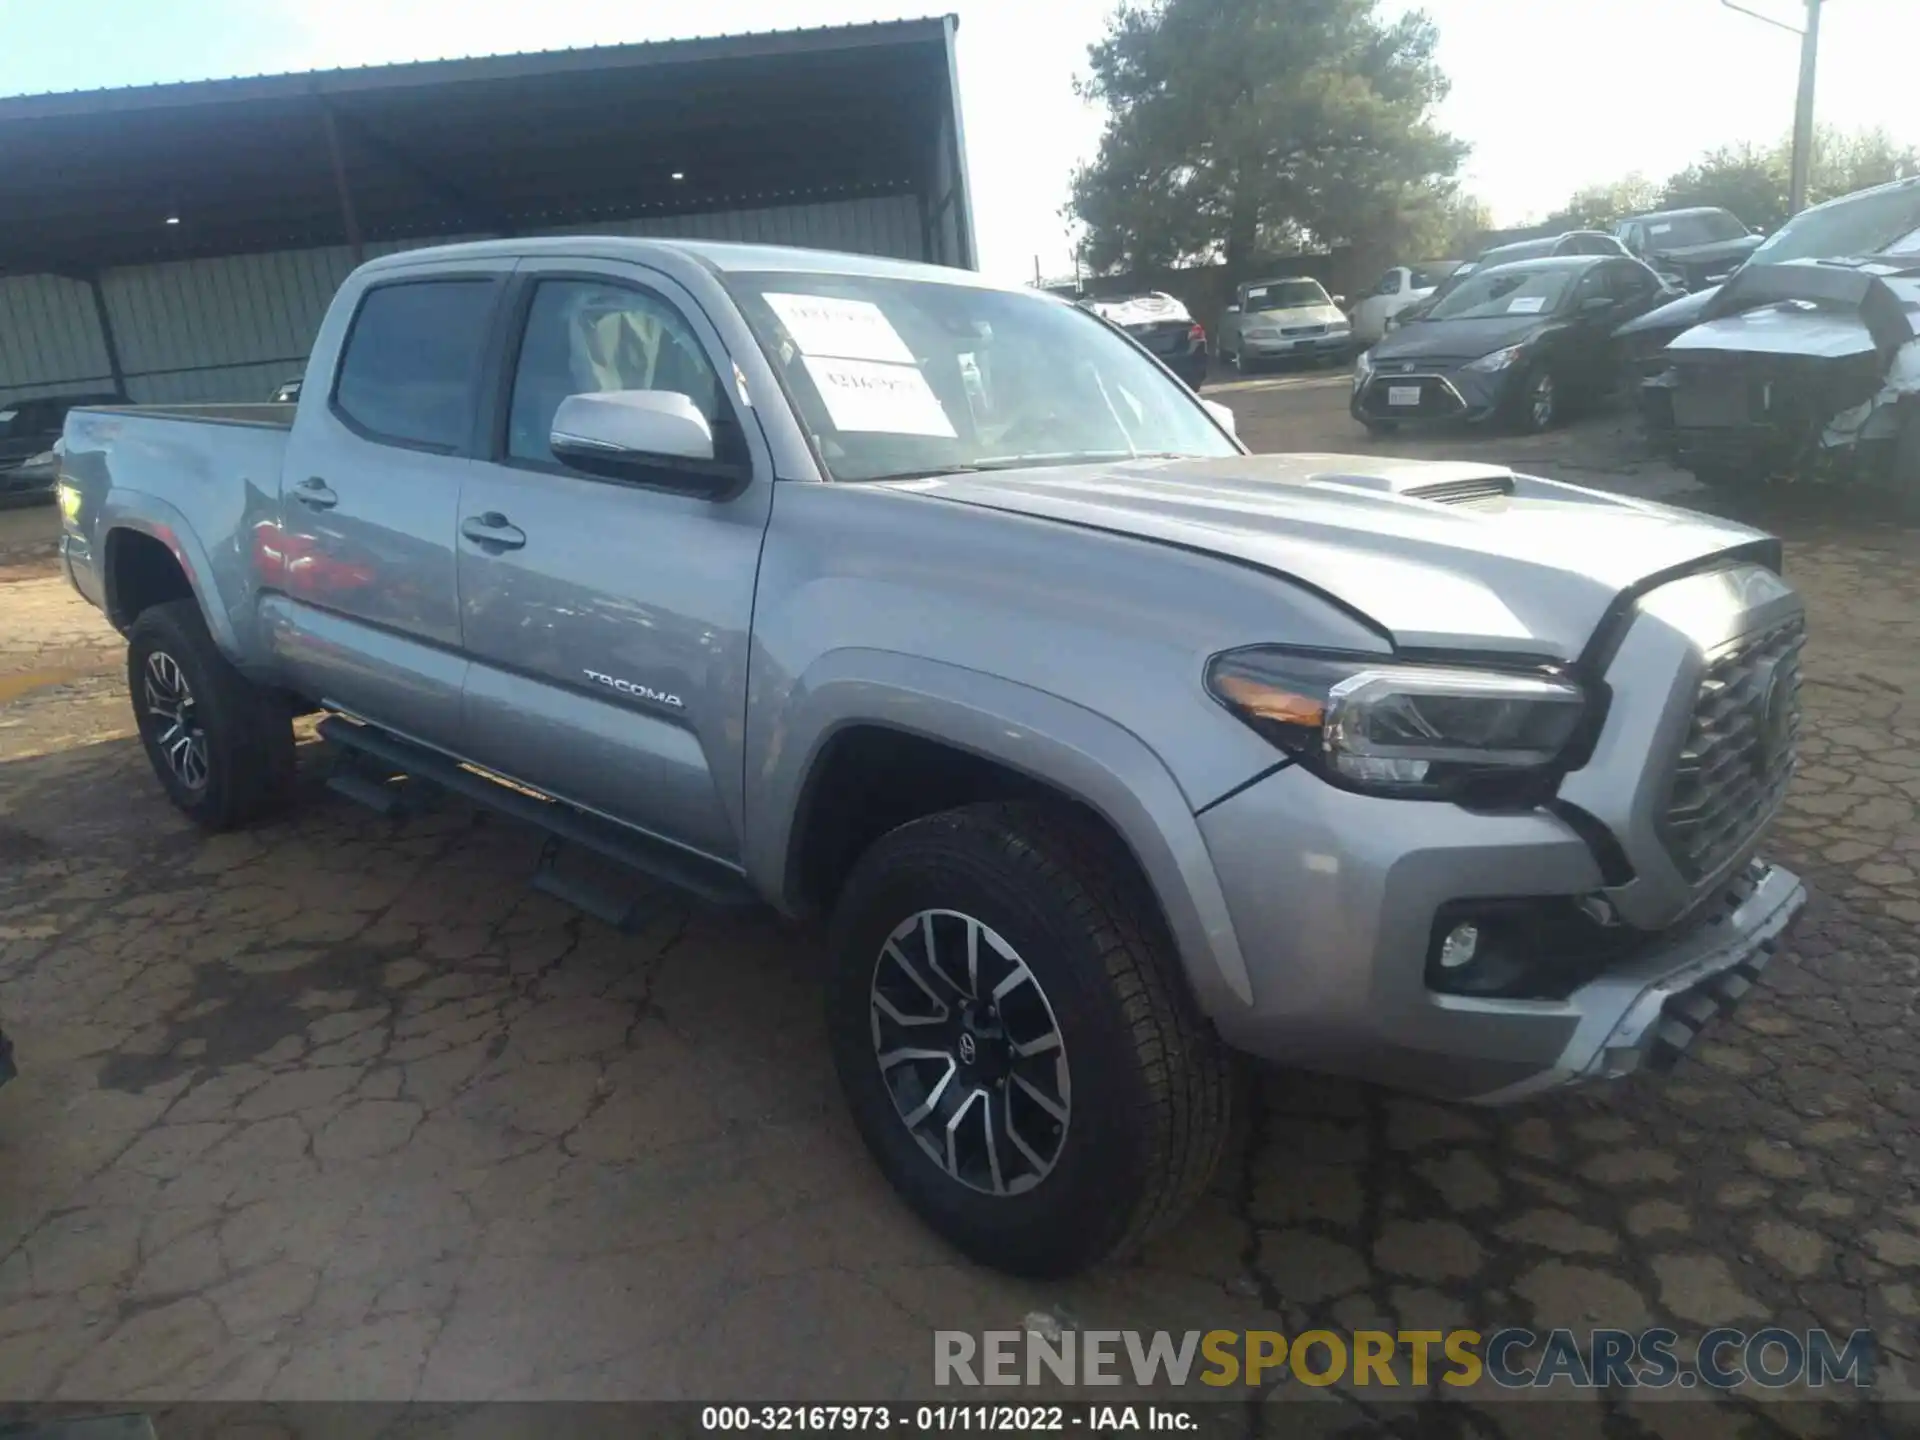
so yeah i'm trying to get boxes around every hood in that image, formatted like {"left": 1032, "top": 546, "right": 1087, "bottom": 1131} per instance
{"left": 1647, "top": 235, "right": 1763, "bottom": 267}
{"left": 1370, "top": 313, "right": 1545, "bottom": 363}
{"left": 1669, "top": 305, "right": 1878, "bottom": 362}
{"left": 875, "top": 454, "right": 1770, "bottom": 660}
{"left": 1615, "top": 284, "right": 1721, "bottom": 340}
{"left": 1244, "top": 303, "right": 1344, "bottom": 329}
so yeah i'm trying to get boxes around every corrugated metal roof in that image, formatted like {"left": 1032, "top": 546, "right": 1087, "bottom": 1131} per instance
{"left": 0, "top": 16, "right": 957, "bottom": 117}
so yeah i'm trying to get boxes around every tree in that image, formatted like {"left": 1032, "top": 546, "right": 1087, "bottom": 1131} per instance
{"left": 1070, "top": 0, "right": 1467, "bottom": 281}
{"left": 1405, "top": 188, "right": 1492, "bottom": 260}
{"left": 1541, "top": 173, "right": 1663, "bottom": 232}
{"left": 1645, "top": 127, "right": 1920, "bottom": 234}
{"left": 1661, "top": 142, "right": 1793, "bottom": 232}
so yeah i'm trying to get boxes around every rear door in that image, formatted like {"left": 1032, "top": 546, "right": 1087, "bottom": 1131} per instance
{"left": 454, "top": 260, "right": 774, "bottom": 862}
{"left": 272, "top": 263, "right": 508, "bottom": 741}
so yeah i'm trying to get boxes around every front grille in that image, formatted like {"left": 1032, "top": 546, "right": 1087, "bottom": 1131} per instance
{"left": 1659, "top": 618, "right": 1804, "bottom": 880}
{"left": 1282, "top": 324, "right": 1328, "bottom": 337}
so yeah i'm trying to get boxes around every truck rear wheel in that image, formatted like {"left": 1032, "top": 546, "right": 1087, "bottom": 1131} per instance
{"left": 127, "top": 600, "right": 295, "bottom": 831}
{"left": 826, "top": 801, "right": 1233, "bottom": 1277}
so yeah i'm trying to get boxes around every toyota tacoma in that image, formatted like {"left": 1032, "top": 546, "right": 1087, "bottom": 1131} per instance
{"left": 55, "top": 237, "right": 1806, "bottom": 1277}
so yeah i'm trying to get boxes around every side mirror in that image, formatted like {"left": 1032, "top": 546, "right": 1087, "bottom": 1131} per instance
{"left": 549, "top": 390, "right": 746, "bottom": 496}
{"left": 1331, "top": 295, "right": 1347, "bottom": 307}
{"left": 1224, "top": 304, "right": 1241, "bottom": 314}
{"left": 1201, "top": 398, "right": 1237, "bottom": 437}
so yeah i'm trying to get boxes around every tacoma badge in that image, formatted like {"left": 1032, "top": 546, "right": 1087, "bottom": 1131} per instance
{"left": 583, "top": 670, "right": 684, "bottom": 708}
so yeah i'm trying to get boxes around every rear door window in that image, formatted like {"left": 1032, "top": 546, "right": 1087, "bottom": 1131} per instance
{"left": 333, "top": 280, "right": 498, "bottom": 451}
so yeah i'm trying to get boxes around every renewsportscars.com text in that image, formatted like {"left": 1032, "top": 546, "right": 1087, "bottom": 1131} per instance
{"left": 934, "top": 1327, "right": 1875, "bottom": 1391}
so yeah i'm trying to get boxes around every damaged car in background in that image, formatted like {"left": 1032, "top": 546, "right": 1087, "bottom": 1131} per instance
{"left": 1614, "top": 206, "right": 1763, "bottom": 293}
{"left": 1653, "top": 256, "right": 1920, "bottom": 506}
{"left": 1081, "top": 291, "right": 1210, "bottom": 388}
{"left": 1619, "top": 176, "right": 1920, "bottom": 505}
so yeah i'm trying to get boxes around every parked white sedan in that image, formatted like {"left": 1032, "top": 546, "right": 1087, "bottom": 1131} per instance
{"left": 1349, "top": 263, "right": 1461, "bottom": 345}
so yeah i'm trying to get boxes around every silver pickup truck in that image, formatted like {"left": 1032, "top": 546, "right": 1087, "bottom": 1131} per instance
{"left": 56, "top": 237, "right": 1806, "bottom": 1277}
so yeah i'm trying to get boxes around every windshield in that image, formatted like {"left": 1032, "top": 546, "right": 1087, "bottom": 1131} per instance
{"left": 1426, "top": 267, "right": 1573, "bottom": 321}
{"left": 1643, "top": 211, "right": 1748, "bottom": 249}
{"left": 727, "top": 271, "right": 1238, "bottom": 483}
{"left": 1751, "top": 185, "right": 1920, "bottom": 265}
{"left": 1243, "top": 280, "right": 1328, "bottom": 312}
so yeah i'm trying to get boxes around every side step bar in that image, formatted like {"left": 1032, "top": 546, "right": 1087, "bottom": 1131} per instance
{"left": 315, "top": 715, "right": 759, "bottom": 912}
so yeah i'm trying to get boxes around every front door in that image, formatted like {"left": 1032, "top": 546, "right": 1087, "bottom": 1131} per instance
{"left": 454, "top": 262, "right": 774, "bottom": 863}
{"left": 273, "top": 267, "right": 508, "bottom": 741}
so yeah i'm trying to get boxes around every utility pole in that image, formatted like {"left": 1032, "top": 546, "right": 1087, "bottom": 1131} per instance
{"left": 1721, "top": 0, "right": 1825, "bottom": 215}
{"left": 1788, "top": 0, "right": 1823, "bottom": 215}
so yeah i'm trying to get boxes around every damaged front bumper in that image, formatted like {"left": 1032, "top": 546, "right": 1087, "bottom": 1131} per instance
{"left": 1472, "top": 861, "right": 1804, "bottom": 1103}
{"left": 1648, "top": 257, "right": 1920, "bottom": 482}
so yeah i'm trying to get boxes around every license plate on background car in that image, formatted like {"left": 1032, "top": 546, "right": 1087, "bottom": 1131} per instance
{"left": 1388, "top": 385, "right": 1421, "bottom": 407}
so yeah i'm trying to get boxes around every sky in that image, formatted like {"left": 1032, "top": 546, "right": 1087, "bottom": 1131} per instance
{"left": 2, "top": 0, "right": 1917, "bottom": 284}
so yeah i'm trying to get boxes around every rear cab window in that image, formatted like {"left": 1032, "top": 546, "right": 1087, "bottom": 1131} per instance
{"left": 332, "top": 279, "right": 499, "bottom": 451}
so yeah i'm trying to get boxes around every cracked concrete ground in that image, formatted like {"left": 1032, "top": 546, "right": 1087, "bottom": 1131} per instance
{"left": 3, "top": 384, "right": 1919, "bottom": 1436}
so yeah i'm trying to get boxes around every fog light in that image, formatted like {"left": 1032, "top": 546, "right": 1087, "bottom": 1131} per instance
{"left": 1438, "top": 923, "right": 1479, "bottom": 970}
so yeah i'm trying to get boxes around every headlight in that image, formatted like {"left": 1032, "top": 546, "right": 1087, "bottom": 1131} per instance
{"left": 24, "top": 449, "right": 55, "bottom": 468}
{"left": 1328, "top": 319, "right": 1350, "bottom": 333}
{"left": 1353, "top": 348, "right": 1374, "bottom": 380}
{"left": 56, "top": 482, "right": 83, "bottom": 523}
{"left": 1465, "top": 344, "right": 1527, "bottom": 374}
{"left": 1206, "top": 648, "right": 1587, "bottom": 800}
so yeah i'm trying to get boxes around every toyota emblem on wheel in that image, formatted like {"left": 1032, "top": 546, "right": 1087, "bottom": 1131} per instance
{"left": 867, "top": 909, "right": 1072, "bottom": 1198}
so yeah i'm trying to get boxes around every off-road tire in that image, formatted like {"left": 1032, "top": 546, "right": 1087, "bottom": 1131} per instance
{"left": 127, "top": 600, "right": 295, "bottom": 831}
{"left": 826, "top": 801, "right": 1234, "bottom": 1277}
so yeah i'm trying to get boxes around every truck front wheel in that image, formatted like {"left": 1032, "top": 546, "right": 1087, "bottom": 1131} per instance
{"left": 127, "top": 600, "right": 295, "bottom": 831}
{"left": 826, "top": 801, "right": 1234, "bottom": 1277}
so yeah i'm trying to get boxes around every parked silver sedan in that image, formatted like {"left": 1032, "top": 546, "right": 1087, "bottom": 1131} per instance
{"left": 1215, "top": 275, "right": 1352, "bottom": 371}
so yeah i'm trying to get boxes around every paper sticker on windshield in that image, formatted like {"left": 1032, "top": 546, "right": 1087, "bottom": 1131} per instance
{"left": 766, "top": 293, "right": 915, "bottom": 364}
{"left": 803, "top": 356, "right": 957, "bottom": 437}
{"left": 1506, "top": 296, "right": 1548, "bottom": 314}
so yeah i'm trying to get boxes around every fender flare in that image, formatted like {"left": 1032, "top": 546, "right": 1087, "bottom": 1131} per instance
{"left": 98, "top": 491, "right": 244, "bottom": 659}
{"left": 747, "top": 648, "right": 1257, "bottom": 1015}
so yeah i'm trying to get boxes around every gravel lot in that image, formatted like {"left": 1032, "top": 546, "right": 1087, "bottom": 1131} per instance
{"left": 2, "top": 378, "right": 1918, "bottom": 1436}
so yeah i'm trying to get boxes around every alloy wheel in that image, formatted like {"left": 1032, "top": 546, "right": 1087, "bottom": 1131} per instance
{"left": 1529, "top": 370, "right": 1556, "bottom": 430}
{"left": 869, "top": 909, "right": 1071, "bottom": 1197}
{"left": 142, "top": 650, "right": 210, "bottom": 791}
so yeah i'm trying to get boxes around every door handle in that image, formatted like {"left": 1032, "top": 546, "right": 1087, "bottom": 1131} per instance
{"left": 461, "top": 512, "right": 527, "bottom": 550}
{"left": 292, "top": 477, "right": 338, "bottom": 510}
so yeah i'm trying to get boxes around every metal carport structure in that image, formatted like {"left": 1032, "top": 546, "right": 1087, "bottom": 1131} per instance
{"left": 0, "top": 17, "right": 975, "bottom": 405}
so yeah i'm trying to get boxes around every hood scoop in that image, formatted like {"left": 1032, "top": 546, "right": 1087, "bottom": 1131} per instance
{"left": 1402, "top": 473, "right": 1516, "bottom": 508}
{"left": 1302, "top": 460, "right": 1517, "bottom": 509}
